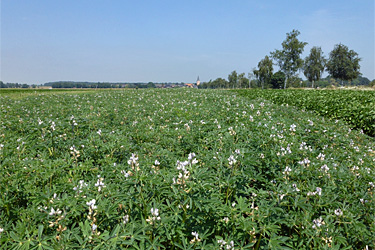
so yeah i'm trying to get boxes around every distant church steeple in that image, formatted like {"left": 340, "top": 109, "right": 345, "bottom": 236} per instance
{"left": 196, "top": 76, "right": 200, "bottom": 86}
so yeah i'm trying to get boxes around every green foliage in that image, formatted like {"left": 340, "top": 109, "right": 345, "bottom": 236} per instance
{"left": 0, "top": 89, "right": 374, "bottom": 249}
{"left": 234, "top": 89, "right": 375, "bottom": 137}
{"left": 228, "top": 71, "right": 238, "bottom": 88}
{"left": 270, "top": 71, "right": 285, "bottom": 89}
{"left": 326, "top": 44, "right": 361, "bottom": 84}
{"left": 304, "top": 47, "right": 326, "bottom": 88}
{"left": 253, "top": 56, "right": 273, "bottom": 89}
{"left": 270, "top": 30, "right": 308, "bottom": 89}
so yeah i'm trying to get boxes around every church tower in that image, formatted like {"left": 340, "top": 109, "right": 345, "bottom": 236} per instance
{"left": 196, "top": 76, "right": 200, "bottom": 86}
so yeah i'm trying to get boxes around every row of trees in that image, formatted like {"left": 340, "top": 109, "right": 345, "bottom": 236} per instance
{"left": 200, "top": 30, "right": 370, "bottom": 89}
{"left": 255, "top": 30, "right": 363, "bottom": 89}
{"left": 45, "top": 81, "right": 157, "bottom": 89}
{"left": 0, "top": 81, "right": 34, "bottom": 88}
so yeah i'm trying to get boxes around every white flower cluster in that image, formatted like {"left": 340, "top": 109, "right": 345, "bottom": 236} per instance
{"left": 307, "top": 187, "right": 322, "bottom": 196}
{"left": 146, "top": 208, "right": 161, "bottom": 224}
{"left": 50, "top": 121, "right": 56, "bottom": 131}
{"left": 290, "top": 124, "right": 296, "bottom": 132}
{"left": 127, "top": 153, "right": 140, "bottom": 172}
{"left": 282, "top": 166, "right": 292, "bottom": 175}
{"left": 228, "top": 127, "right": 236, "bottom": 135}
{"left": 217, "top": 239, "right": 234, "bottom": 250}
{"left": 173, "top": 153, "right": 197, "bottom": 186}
{"left": 95, "top": 175, "right": 106, "bottom": 192}
{"left": 86, "top": 199, "right": 98, "bottom": 232}
{"left": 312, "top": 217, "right": 324, "bottom": 229}
{"left": 73, "top": 180, "right": 88, "bottom": 196}
{"left": 228, "top": 155, "right": 237, "bottom": 166}
{"left": 191, "top": 231, "right": 200, "bottom": 243}
{"left": 86, "top": 199, "right": 97, "bottom": 211}
{"left": 49, "top": 207, "right": 62, "bottom": 216}
{"left": 123, "top": 215, "right": 129, "bottom": 225}
{"left": 298, "top": 158, "right": 310, "bottom": 166}
{"left": 334, "top": 208, "right": 343, "bottom": 216}
{"left": 70, "top": 115, "right": 78, "bottom": 126}
{"left": 292, "top": 184, "right": 300, "bottom": 192}
{"left": 70, "top": 145, "right": 80, "bottom": 158}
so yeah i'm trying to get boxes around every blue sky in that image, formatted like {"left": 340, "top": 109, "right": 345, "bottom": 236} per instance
{"left": 1, "top": 0, "right": 374, "bottom": 84}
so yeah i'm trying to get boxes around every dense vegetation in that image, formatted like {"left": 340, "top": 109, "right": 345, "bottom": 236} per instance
{"left": 0, "top": 89, "right": 374, "bottom": 249}
{"left": 233, "top": 89, "right": 375, "bottom": 137}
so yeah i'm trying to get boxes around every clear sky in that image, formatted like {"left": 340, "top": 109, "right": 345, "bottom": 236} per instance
{"left": 1, "top": 0, "right": 374, "bottom": 84}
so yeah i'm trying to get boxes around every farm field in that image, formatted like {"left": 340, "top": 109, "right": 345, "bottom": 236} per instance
{"left": 233, "top": 89, "right": 375, "bottom": 137}
{"left": 0, "top": 89, "right": 374, "bottom": 249}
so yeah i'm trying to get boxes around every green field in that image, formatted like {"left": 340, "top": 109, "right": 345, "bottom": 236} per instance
{"left": 0, "top": 89, "right": 374, "bottom": 249}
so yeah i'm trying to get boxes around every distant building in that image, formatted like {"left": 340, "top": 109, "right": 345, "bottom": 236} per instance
{"left": 184, "top": 83, "right": 195, "bottom": 88}
{"left": 196, "top": 76, "right": 200, "bottom": 86}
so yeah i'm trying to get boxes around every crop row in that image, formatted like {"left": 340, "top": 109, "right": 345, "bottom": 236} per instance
{"left": 0, "top": 89, "right": 374, "bottom": 249}
{"left": 233, "top": 89, "right": 375, "bottom": 137}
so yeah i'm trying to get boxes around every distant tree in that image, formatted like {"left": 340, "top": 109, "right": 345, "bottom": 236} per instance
{"left": 253, "top": 55, "right": 273, "bottom": 89}
{"left": 270, "top": 71, "right": 286, "bottom": 89}
{"left": 326, "top": 43, "right": 361, "bottom": 85}
{"left": 147, "top": 82, "right": 156, "bottom": 88}
{"left": 351, "top": 76, "right": 370, "bottom": 86}
{"left": 228, "top": 71, "right": 238, "bottom": 89}
{"left": 237, "top": 73, "right": 249, "bottom": 88}
{"left": 303, "top": 46, "right": 326, "bottom": 88}
{"left": 247, "top": 70, "right": 256, "bottom": 88}
{"left": 370, "top": 79, "right": 375, "bottom": 87}
{"left": 271, "top": 29, "right": 307, "bottom": 89}
{"left": 21, "top": 84, "right": 29, "bottom": 88}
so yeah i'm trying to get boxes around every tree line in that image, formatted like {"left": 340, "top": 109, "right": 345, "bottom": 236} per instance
{"left": 199, "top": 30, "right": 374, "bottom": 89}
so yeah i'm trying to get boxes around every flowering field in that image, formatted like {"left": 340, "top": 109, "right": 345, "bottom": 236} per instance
{"left": 0, "top": 89, "right": 374, "bottom": 249}
{"left": 233, "top": 89, "right": 375, "bottom": 137}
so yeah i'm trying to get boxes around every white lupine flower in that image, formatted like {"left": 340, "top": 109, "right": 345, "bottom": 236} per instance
{"left": 95, "top": 175, "right": 105, "bottom": 192}
{"left": 128, "top": 153, "right": 138, "bottom": 165}
{"left": 151, "top": 208, "right": 159, "bottom": 217}
{"left": 86, "top": 199, "right": 97, "bottom": 210}
{"left": 312, "top": 217, "right": 324, "bottom": 229}
{"left": 146, "top": 208, "right": 161, "bottom": 223}
{"left": 321, "top": 165, "right": 329, "bottom": 172}
{"left": 223, "top": 217, "right": 229, "bottom": 223}
{"left": 191, "top": 231, "right": 199, "bottom": 240}
{"left": 97, "top": 129, "right": 102, "bottom": 135}
{"left": 283, "top": 166, "right": 292, "bottom": 175}
{"left": 123, "top": 215, "right": 129, "bottom": 224}
{"left": 228, "top": 155, "right": 236, "bottom": 166}
{"left": 92, "top": 224, "right": 97, "bottom": 231}
{"left": 49, "top": 207, "right": 62, "bottom": 216}
{"left": 316, "top": 187, "right": 322, "bottom": 196}
{"left": 298, "top": 158, "right": 310, "bottom": 165}
{"left": 73, "top": 180, "right": 88, "bottom": 195}
{"left": 290, "top": 124, "right": 296, "bottom": 132}
{"left": 235, "top": 149, "right": 240, "bottom": 155}
{"left": 334, "top": 209, "right": 343, "bottom": 216}
{"left": 232, "top": 202, "right": 236, "bottom": 207}
{"left": 317, "top": 153, "right": 325, "bottom": 160}
{"left": 0, "top": 228, "right": 3, "bottom": 233}
{"left": 292, "top": 184, "right": 300, "bottom": 192}
{"left": 121, "top": 170, "right": 130, "bottom": 178}
{"left": 154, "top": 160, "right": 160, "bottom": 165}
